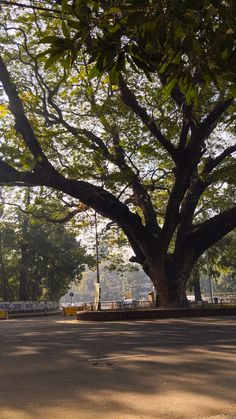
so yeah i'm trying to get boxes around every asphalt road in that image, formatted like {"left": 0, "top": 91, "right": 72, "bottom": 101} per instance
{"left": 0, "top": 315, "right": 236, "bottom": 419}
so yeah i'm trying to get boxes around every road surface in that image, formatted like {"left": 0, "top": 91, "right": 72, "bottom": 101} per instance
{"left": 0, "top": 315, "right": 236, "bottom": 418}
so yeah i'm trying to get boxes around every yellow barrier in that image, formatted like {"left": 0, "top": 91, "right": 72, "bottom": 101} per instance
{"left": 63, "top": 306, "right": 78, "bottom": 316}
{"left": 0, "top": 309, "right": 8, "bottom": 320}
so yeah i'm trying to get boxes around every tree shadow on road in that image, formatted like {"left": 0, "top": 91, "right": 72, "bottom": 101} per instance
{"left": 0, "top": 316, "right": 236, "bottom": 418}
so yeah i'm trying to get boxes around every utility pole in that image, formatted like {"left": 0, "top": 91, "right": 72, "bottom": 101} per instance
{"left": 94, "top": 212, "right": 101, "bottom": 310}
{"left": 206, "top": 250, "right": 214, "bottom": 303}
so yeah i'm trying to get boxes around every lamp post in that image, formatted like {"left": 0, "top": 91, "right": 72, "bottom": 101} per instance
{"left": 44, "top": 264, "right": 49, "bottom": 314}
{"left": 94, "top": 212, "right": 101, "bottom": 310}
{"left": 206, "top": 250, "right": 214, "bottom": 303}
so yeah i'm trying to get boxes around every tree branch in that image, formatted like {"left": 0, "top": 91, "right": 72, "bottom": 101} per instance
{"left": 199, "top": 99, "right": 233, "bottom": 137}
{"left": 110, "top": 131, "right": 161, "bottom": 234}
{"left": 0, "top": 55, "right": 55, "bottom": 174}
{"left": 178, "top": 121, "right": 190, "bottom": 151}
{"left": 119, "top": 76, "right": 177, "bottom": 161}
{"left": 0, "top": 54, "right": 161, "bottom": 256}
{"left": 0, "top": 160, "right": 43, "bottom": 186}
{"left": 190, "top": 206, "right": 236, "bottom": 255}
{"left": 203, "top": 144, "right": 236, "bottom": 174}
{"left": 1, "top": 1, "right": 62, "bottom": 14}
{"left": 2, "top": 200, "right": 84, "bottom": 224}
{"left": 159, "top": 74, "right": 198, "bottom": 128}
{"left": 174, "top": 178, "right": 209, "bottom": 254}
{"left": 0, "top": 158, "right": 156, "bottom": 259}
{"left": 82, "top": 129, "right": 112, "bottom": 158}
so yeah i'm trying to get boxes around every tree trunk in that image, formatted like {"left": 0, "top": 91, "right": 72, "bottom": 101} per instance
{"left": 0, "top": 230, "right": 13, "bottom": 301}
{"left": 193, "top": 276, "right": 202, "bottom": 302}
{"left": 146, "top": 256, "right": 193, "bottom": 308}
{"left": 188, "top": 265, "right": 203, "bottom": 301}
{"left": 148, "top": 273, "right": 189, "bottom": 308}
{"left": 193, "top": 278, "right": 202, "bottom": 301}
{"left": 156, "top": 277, "right": 189, "bottom": 308}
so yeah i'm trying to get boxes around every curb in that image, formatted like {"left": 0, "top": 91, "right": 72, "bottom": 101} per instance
{"left": 9, "top": 310, "right": 61, "bottom": 319}
{"left": 77, "top": 306, "right": 236, "bottom": 322}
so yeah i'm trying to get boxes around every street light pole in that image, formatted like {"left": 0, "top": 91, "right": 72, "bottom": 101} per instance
{"left": 206, "top": 250, "right": 214, "bottom": 303}
{"left": 44, "top": 264, "right": 49, "bottom": 314}
{"left": 94, "top": 212, "right": 101, "bottom": 310}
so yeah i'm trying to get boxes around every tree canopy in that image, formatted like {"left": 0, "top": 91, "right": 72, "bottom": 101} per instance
{"left": 41, "top": 1, "right": 236, "bottom": 100}
{"left": 0, "top": 0, "right": 235, "bottom": 307}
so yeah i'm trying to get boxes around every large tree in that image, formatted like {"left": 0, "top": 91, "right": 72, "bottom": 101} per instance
{"left": 0, "top": 1, "right": 235, "bottom": 307}
{"left": 0, "top": 192, "right": 93, "bottom": 301}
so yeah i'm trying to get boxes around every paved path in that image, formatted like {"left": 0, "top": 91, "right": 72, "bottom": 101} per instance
{"left": 0, "top": 316, "right": 236, "bottom": 418}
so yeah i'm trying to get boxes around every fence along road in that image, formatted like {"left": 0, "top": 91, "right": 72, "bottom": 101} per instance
{"left": 0, "top": 301, "right": 59, "bottom": 314}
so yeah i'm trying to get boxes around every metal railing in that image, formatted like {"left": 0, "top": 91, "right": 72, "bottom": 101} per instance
{"left": 61, "top": 296, "right": 236, "bottom": 312}
{"left": 0, "top": 301, "right": 59, "bottom": 313}
{"left": 61, "top": 300, "right": 155, "bottom": 312}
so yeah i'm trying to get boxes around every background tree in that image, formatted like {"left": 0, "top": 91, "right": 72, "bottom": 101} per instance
{"left": 195, "top": 231, "right": 236, "bottom": 298}
{"left": 188, "top": 265, "right": 203, "bottom": 302}
{"left": 0, "top": 223, "right": 17, "bottom": 301}
{"left": 71, "top": 265, "right": 152, "bottom": 303}
{"left": 0, "top": 1, "right": 235, "bottom": 307}
{"left": 0, "top": 191, "right": 94, "bottom": 301}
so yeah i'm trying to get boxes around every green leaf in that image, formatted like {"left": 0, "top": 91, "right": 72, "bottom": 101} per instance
{"left": 109, "top": 22, "right": 122, "bottom": 34}
{"left": 63, "top": 54, "right": 72, "bottom": 72}
{"left": 192, "top": 39, "right": 202, "bottom": 54}
{"left": 108, "top": 65, "right": 118, "bottom": 85}
{"left": 159, "top": 62, "right": 169, "bottom": 74}
{"left": 39, "top": 36, "right": 63, "bottom": 44}
{"left": 88, "top": 64, "right": 101, "bottom": 79}
{"left": 44, "top": 51, "right": 65, "bottom": 70}
{"left": 62, "top": 21, "right": 70, "bottom": 38}
{"left": 0, "top": 104, "right": 9, "bottom": 118}
{"left": 67, "top": 20, "right": 81, "bottom": 30}
{"left": 162, "top": 78, "right": 177, "bottom": 99}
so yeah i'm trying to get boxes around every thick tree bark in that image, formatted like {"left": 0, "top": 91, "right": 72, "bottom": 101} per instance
{"left": 145, "top": 256, "right": 191, "bottom": 308}
{"left": 157, "top": 280, "right": 189, "bottom": 308}
{"left": 193, "top": 277, "right": 202, "bottom": 302}
{"left": 189, "top": 266, "right": 203, "bottom": 301}
{"left": 152, "top": 272, "right": 189, "bottom": 308}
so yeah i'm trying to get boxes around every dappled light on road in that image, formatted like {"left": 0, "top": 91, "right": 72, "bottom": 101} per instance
{"left": 0, "top": 317, "right": 236, "bottom": 418}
